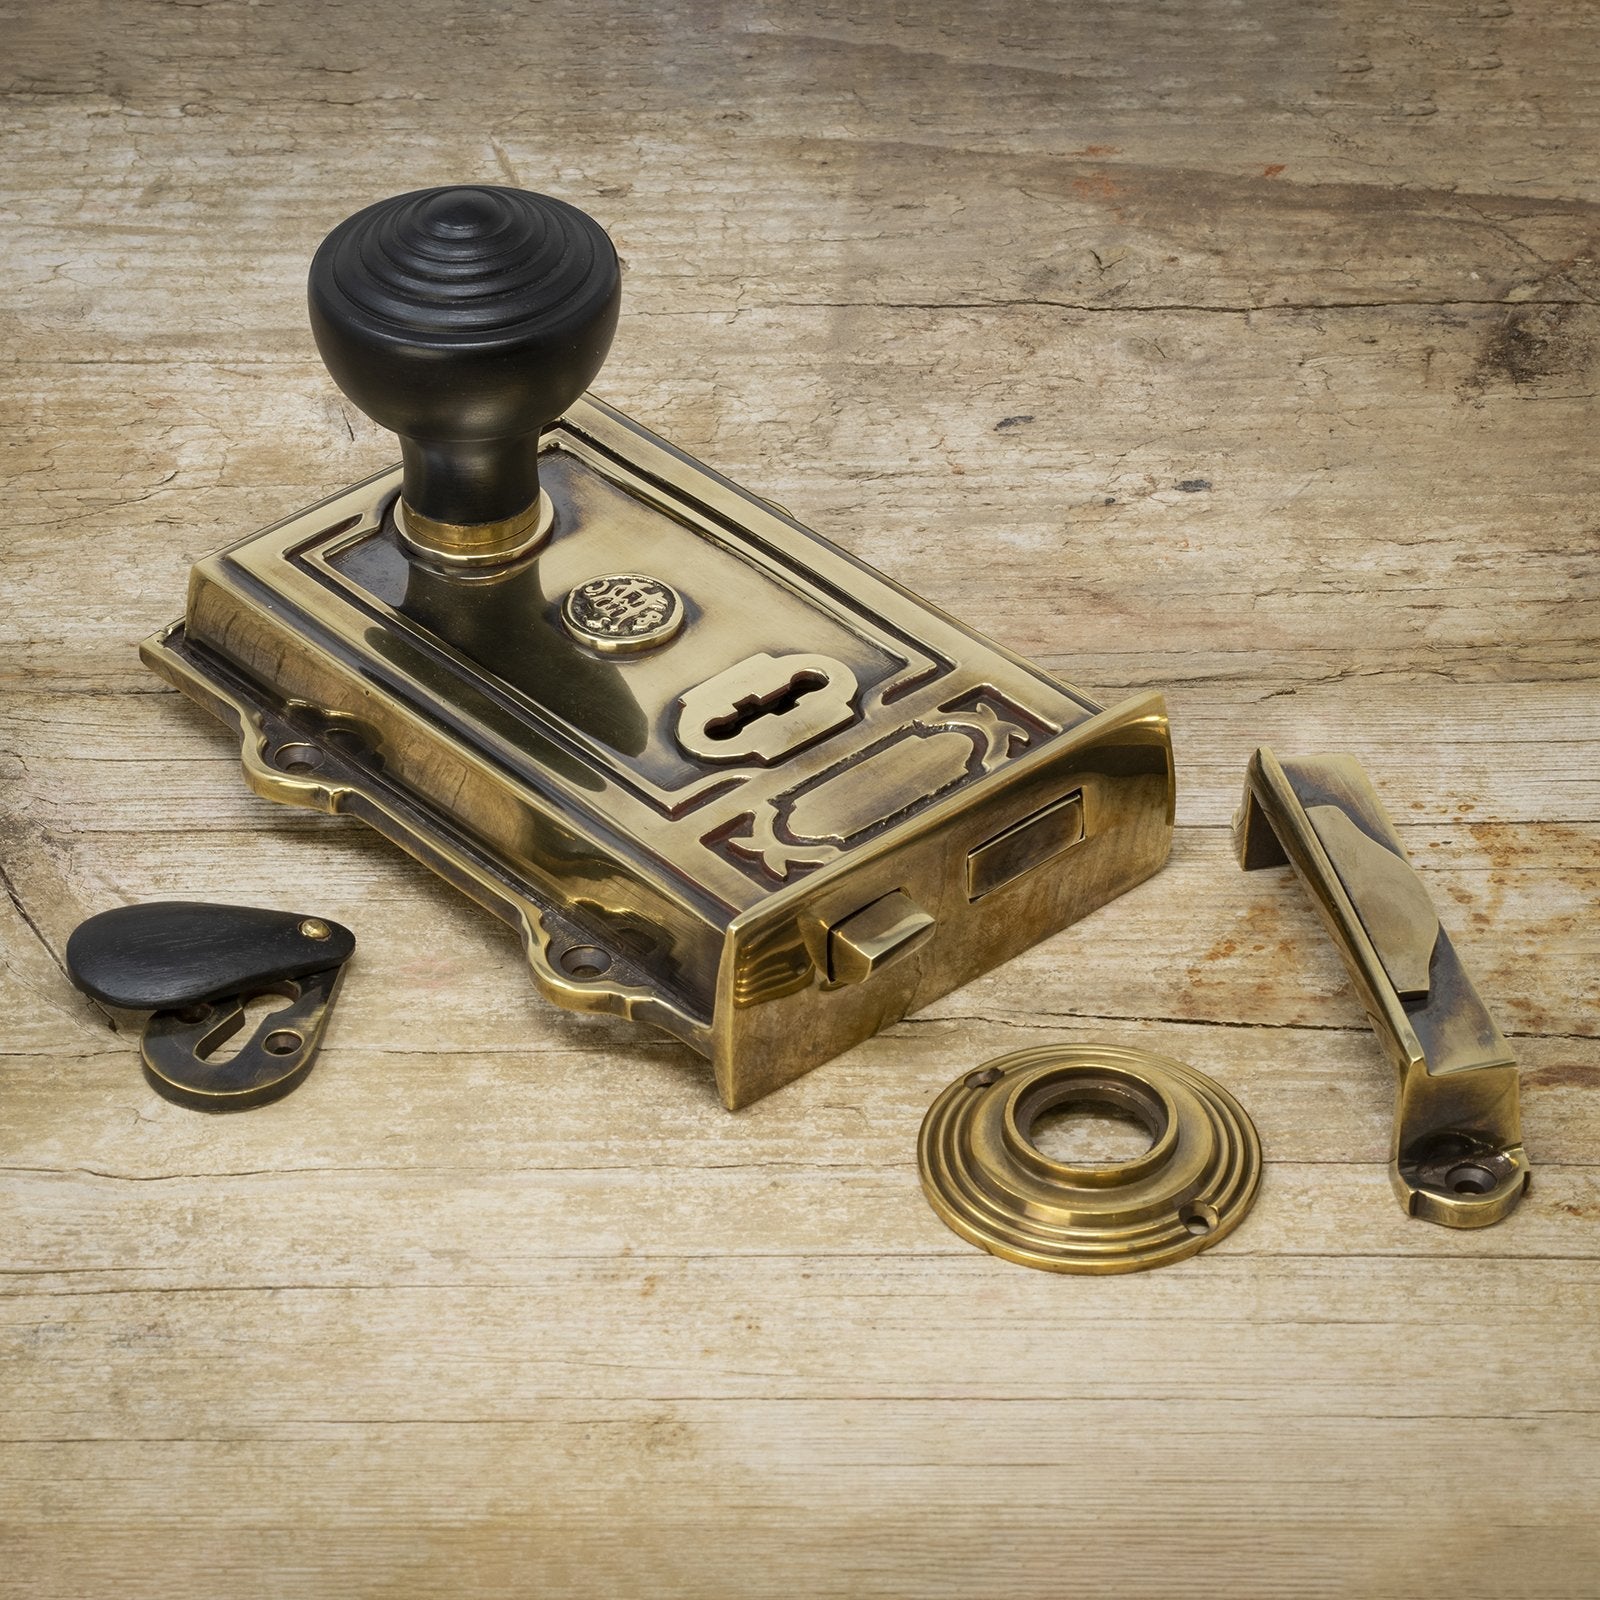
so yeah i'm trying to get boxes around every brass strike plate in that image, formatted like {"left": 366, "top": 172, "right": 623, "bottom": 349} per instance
{"left": 144, "top": 397, "right": 1173, "bottom": 1106}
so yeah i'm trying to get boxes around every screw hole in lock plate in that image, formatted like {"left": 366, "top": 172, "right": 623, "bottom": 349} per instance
{"left": 272, "top": 742, "right": 324, "bottom": 775}
{"left": 1397, "top": 1132, "right": 1524, "bottom": 1209}
{"left": 559, "top": 945, "right": 613, "bottom": 981}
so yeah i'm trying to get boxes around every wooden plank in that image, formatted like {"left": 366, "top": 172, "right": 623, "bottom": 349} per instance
{"left": 2, "top": 0, "right": 1597, "bottom": 1594}
{"left": 7, "top": 297, "right": 1600, "bottom": 693}
{"left": 1, "top": 1405, "right": 1594, "bottom": 1600}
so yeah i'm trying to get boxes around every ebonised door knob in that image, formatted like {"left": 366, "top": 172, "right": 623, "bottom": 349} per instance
{"left": 308, "top": 185, "right": 621, "bottom": 565}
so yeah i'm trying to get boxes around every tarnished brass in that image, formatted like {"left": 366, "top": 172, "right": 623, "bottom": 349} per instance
{"left": 1235, "top": 748, "right": 1530, "bottom": 1226}
{"left": 143, "top": 396, "right": 1175, "bottom": 1107}
{"left": 396, "top": 490, "right": 555, "bottom": 567}
{"left": 918, "top": 1043, "right": 1261, "bottom": 1273}
{"left": 561, "top": 573, "right": 685, "bottom": 655}
{"left": 826, "top": 890, "right": 934, "bottom": 985}
{"left": 142, "top": 964, "right": 347, "bottom": 1111}
{"left": 966, "top": 790, "right": 1085, "bottom": 900}
{"left": 676, "top": 651, "right": 856, "bottom": 765}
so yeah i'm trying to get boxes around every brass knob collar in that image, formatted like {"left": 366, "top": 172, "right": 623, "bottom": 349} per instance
{"left": 395, "top": 490, "right": 555, "bottom": 567}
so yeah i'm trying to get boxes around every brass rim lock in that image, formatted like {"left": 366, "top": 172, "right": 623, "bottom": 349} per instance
{"left": 65, "top": 902, "right": 355, "bottom": 1111}
{"left": 143, "top": 182, "right": 1177, "bottom": 1108}
{"left": 918, "top": 1043, "right": 1262, "bottom": 1274}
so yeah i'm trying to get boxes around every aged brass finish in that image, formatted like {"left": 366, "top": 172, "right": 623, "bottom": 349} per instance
{"left": 142, "top": 964, "right": 347, "bottom": 1111}
{"left": 1303, "top": 803, "right": 1440, "bottom": 1000}
{"left": 826, "top": 890, "right": 934, "bottom": 986}
{"left": 919, "top": 1043, "right": 1261, "bottom": 1273}
{"left": 149, "top": 172, "right": 1179, "bottom": 1112}
{"left": 676, "top": 651, "right": 857, "bottom": 765}
{"left": 145, "top": 396, "right": 1175, "bottom": 1107}
{"left": 966, "top": 789, "right": 1085, "bottom": 900}
{"left": 396, "top": 490, "right": 555, "bottom": 567}
{"left": 144, "top": 183, "right": 1176, "bottom": 1107}
{"left": 562, "top": 572, "right": 685, "bottom": 654}
{"left": 1235, "top": 748, "right": 1530, "bottom": 1226}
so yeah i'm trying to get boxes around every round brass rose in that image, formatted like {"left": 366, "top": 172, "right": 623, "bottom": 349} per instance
{"left": 918, "top": 1043, "right": 1261, "bottom": 1274}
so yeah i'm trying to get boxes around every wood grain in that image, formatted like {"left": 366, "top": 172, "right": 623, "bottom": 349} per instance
{"left": 2, "top": 2, "right": 1597, "bottom": 1595}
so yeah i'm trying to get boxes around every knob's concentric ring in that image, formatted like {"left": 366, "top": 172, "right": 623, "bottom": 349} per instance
{"left": 306, "top": 183, "right": 621, "bottom": 535}
{"left": 313, "top": 184, "right": 615, "bottom": 340}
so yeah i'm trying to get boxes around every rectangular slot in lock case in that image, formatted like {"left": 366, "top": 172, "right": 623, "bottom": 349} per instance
{"left": 145, "top": 396, "right": 1175, "bottom": 1107}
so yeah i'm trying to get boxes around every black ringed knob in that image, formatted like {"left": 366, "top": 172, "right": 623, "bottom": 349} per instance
{"left": 308, "top": 184, "right": 621, "bottom": 541}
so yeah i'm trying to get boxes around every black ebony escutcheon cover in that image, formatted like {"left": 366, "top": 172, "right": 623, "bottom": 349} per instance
{"left": 65, "top": 902, "right": 356, "bottom": 1010}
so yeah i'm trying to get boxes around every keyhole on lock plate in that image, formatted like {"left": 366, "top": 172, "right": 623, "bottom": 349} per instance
{"left": 702, "top": 670, "right": 829, "bottom": 741}
{"left": 676, "top": 651, "right": 859, "bottom": 765}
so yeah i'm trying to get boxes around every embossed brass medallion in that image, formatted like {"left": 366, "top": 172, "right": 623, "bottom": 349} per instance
{"left": 918, "top": 1044, "right": 1261, "bottom": 1273}
{"left": 562, "top": 572, "right": 684, "bottom": 653}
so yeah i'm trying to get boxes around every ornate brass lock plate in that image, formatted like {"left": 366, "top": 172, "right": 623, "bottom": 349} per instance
{"left": 145, "top": 395, "right": 1173, "bottom": 1108}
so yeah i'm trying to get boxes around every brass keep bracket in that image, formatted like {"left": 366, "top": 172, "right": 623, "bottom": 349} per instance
{"left": 1235, "top": 748, "right": 1530, "bottom": 1227}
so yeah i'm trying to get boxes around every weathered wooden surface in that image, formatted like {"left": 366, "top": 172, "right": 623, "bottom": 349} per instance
{"left": 3, "top": 2, "right": 1597, "bottom": 1595}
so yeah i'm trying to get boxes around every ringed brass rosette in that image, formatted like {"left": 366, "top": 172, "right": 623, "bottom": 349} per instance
{"left": 918, "top": 1043, "right": 1261, "bottom": 1274}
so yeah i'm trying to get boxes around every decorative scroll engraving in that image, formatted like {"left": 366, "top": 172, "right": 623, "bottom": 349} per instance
{"left": 716, "top": 703, "right": 1030, "bottom": 881}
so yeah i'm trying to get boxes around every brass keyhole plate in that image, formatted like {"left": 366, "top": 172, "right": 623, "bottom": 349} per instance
{"left": 918, "top": 1044, "right": 1262, "bottom": 1274}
